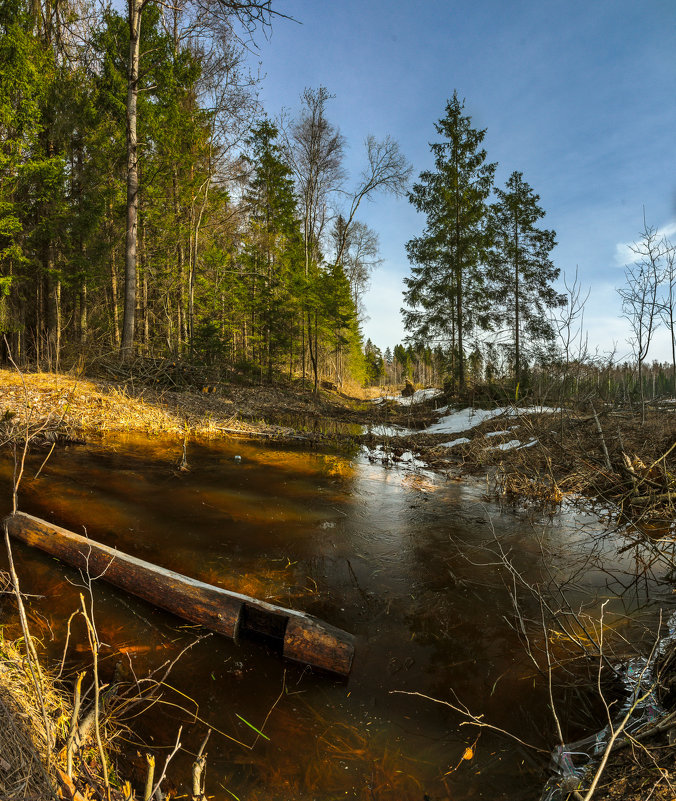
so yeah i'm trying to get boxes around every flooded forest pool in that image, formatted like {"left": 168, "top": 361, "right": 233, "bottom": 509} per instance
{"left": 0, "top": 434, "right": 672, "bottom": 800}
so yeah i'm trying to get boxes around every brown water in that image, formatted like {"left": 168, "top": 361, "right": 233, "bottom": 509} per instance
{"left": 0, "top": 435, "right": 670, "bottom": 800}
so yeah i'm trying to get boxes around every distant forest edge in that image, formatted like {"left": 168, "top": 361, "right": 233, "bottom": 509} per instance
{"left": 1, "top": 1, "right": 674, "bottom": 400}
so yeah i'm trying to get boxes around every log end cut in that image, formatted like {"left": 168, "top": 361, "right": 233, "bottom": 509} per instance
{"left": 283, "top": 615, "right": 354, "bottom": 676}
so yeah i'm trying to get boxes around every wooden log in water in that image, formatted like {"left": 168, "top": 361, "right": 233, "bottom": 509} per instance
{"left": 3, "top": 512, "right": 354, "bottom": 676}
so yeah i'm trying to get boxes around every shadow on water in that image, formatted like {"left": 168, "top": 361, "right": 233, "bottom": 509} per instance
{"left": 0, "top": 434, "right": 673, "bottom": 800}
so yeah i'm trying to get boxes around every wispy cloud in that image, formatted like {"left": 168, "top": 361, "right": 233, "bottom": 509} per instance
{"left": 614, "top": 220, "right": 676, "bottom": 267}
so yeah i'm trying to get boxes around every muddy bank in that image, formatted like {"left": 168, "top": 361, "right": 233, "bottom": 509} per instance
{"left": 0, "top": 367, "right": 429, "bottom": 441}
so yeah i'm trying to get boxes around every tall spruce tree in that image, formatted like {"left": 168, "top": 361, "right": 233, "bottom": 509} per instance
{"left": 0, "top": 0, "right": 60, "bottom": 361}
{"left": 242, "top": 119, "right": 303, "bottom": 379}
{"left": 487, "top": 170, "right": 563, "bottom": 381}
{"left": 403, "top": 92, "right": 496, "bottom": 390}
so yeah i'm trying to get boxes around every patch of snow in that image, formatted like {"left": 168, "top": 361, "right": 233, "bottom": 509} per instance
{"left": 438, "top": 437, "right": 471, "bottom": 448}
{"left": 374, "top": 388, "right": 443, "bottom": 405}
{"left": 517, "top": 439, "right": 538, "bottom": 449}
{"left": 485, "top": 429, "right": 511, "bottom": 438}
{"left": 513, "top": 406, "right": 560, "bottom": 415}
{"left": 492, "top": 439, "right": 522, "bottom": 451}
{"left": 426, "top": 407, "right": 508, "bottom": 435}
{"left": 422, "top": 404, "right": 560, "bottom": 437}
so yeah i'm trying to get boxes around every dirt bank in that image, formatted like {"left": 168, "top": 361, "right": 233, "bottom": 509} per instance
{"left": 2, "top": 368, "right": 676, "bottom": 522}
{"left": 0, "top": 367, "right": 424, "bottom": 440}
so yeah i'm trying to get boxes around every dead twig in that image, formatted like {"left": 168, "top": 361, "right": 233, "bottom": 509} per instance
{"left": 390, "top": 689, "right": 547, "bottom": 753}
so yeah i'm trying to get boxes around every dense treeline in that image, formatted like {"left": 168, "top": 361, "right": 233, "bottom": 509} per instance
{"left": 4, "top": 0, "right": 673, "bottom": 399}
{"left": 0, "top": 0, "right": 410, "bottom": 389}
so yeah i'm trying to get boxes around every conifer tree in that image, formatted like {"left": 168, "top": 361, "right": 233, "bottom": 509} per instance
{"left": 0, "top": 0, "right": 59, "bottom": 360}
{"left": 487, "top": 170, "right": 563, "bottom": 381}
{"left": 120, "top": 0, "right": 274, "bottom": 355}
{"left": 364, "top": 338, "right": 384, "bottom": 385}
{"left": 403, "top": 92, "right": 496, "bottom": 390}
{"left": 242, "top": 119, "right": 303, "bottom": 379}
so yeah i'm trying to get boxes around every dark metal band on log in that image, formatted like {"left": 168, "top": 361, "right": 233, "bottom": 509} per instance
{"left": 3, "top": 512, "right": 354, "bottom": 676}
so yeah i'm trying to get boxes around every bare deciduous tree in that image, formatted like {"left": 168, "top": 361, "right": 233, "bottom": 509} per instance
{"left": 282, "top": 86, "right": 345, "bottom": 388}
{"left": 618, "top": 220, "right": 663, "bottom": 416}
{"left": 333, "top": 134, "right": 411, "bottom": 268}
{"left": 657, "top": 237, "right": 676, "bottom": 393}
{"left": 283, "top": 86, "right": 346, "bottom": 276}
{"left": 331, "top": 216, "right": 382, "bottom": 320}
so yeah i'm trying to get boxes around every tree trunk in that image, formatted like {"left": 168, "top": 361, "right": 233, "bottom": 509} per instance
{"left": 188, "top": 199, "right": 195, "bottom": 354}
{"left": 110, "top": 244, "right": 120, "bottom": 347}
{"left": 514, "top": 222, "right": 520, "bottom": 383}
{"left": 454, "top": 179, "right": 464, "bottom": 390}
{"left": 54, "top": 275, "right": 61, "bottom": 371}
{"left": 45, "top": 246, "right": 60, "bottom": 370}
{"left": 307, "top": 311, "right": 317, "bottom": 392}
{"left": 455, "top": 263, "right": 464, "bottom": 390}
{"left": 121, "top": 0, "right": 142, "bottom": 356}
{"left": 172, "top": 172, "right": 187, "bottom": 353}
{"left": 670, "top": 305, "right": 676, "bottom": 396}
{"left": 137, "top": 196, "right": 148, "bottom": 351}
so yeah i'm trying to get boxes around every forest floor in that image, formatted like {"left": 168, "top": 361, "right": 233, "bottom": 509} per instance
{"left": 2, "top": 365, "right": 676, "bottom": 800}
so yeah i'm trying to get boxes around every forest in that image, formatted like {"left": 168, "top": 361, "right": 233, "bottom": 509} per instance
{"left": 6, "top": 5, "right": 676, "bottom": 801}
{"left": 3, "top": 0, "right": 676, "bottom": 401}
{"left": 0, "top": 0, "right": 412, "bottom": 391}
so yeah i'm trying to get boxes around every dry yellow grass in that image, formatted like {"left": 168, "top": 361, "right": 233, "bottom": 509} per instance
{"left": 0, "top": 368, "right": 189, "bottom": 436}
{"left": 0, "top": 368, "right": 266, "bottom": 438}
{"left": 0, "top": 633, "right": 67, "bottom": 800}
{"left": 0, "top": 368, "right": 400, "bottom": 442}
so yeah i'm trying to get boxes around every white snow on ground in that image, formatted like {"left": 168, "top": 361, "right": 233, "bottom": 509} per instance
{"left": 438, "top": 437, "right": 471, "bottom": 448}
{"left": 484, "top": 429, "right": 512, "bottom": 438}
{"left": 426, "top": 407, "right": 508, "bottom": 434}
{"left": 492, "top": 439, "right": 522, "bottom": 451}
{"left": 489, "top": 437, "right": 539, "bottom": 452}
{"left": 424, "top": 405, "right": 559, "bottom": 436}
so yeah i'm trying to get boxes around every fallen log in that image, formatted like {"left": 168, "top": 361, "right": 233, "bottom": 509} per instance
{"left": 3, "top": 512, "right": 354, "bottom": 676}
{"left": 629, "top": 491, "right": 676, "bottom": 506}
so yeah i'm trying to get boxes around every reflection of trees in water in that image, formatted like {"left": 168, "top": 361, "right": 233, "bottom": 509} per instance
{"left": 10, "top": 435, "right": 675, "bottom": 799}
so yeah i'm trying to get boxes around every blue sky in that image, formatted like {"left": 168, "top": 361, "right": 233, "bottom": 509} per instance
{"left": 250, "top": 0, "right": 676, "bottom": 361}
